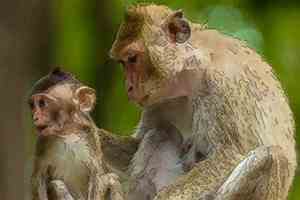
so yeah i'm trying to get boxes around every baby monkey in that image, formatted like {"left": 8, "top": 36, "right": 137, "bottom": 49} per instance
{"left": 29, "top": 68, "right": 124, "bottom": 200}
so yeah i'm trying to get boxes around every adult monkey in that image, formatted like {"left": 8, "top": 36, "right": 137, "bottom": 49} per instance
{"left": 110, "top": 4, "right": 297, "bottom": 200}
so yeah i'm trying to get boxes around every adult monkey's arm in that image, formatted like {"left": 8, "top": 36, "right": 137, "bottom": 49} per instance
{"left": 98, "top": 129, "right": 140, "bottom": 172}
{"left": 154, "top": 146, "right": 290, "bottom": 200}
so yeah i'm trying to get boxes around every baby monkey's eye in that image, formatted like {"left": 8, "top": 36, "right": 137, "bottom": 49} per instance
{"left": 38, "top": 99, "right": 46, "bottom": 108}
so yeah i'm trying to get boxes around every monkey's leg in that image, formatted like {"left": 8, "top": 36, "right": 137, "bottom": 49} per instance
{"left": 101, "top": 173, "right": 124, "bottom": 200}
{"left": 215, "top": 146, "right": 290, "bottom": 200}
{"left": 154, "top": 147, "right": 241, "bottom": 200}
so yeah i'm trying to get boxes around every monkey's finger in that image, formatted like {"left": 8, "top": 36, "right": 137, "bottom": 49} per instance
{"left": 49, "top": 180, "right": 75, "bottom": 200}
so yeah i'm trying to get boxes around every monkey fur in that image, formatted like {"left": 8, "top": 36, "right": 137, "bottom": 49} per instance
{"left": 110, "top": 4, "right": 297, "bottom": 200}
{"left": 29, "top": 68, "right": 134, "bottom": 200}
{"left": 127, "top": 119, "right": 185, "bottom": 200}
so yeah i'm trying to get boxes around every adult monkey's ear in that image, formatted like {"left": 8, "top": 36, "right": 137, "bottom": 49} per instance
{"left": 163, "top": 10, "right": 191, "bottom": 44}
{"left": 73, "top": 86, "right": 96, "bottom": 113}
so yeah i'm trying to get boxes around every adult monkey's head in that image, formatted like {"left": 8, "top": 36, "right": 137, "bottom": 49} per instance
{"left": 110, "top": 5, "right": 198, "bottom": 107}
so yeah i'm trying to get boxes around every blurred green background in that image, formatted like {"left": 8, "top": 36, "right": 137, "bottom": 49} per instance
{"left": 1, "top": 0, "right": 299, "bottom": 199}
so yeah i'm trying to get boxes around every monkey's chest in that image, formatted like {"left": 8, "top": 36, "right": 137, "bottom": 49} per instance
{"left": 41, "top": 135, "right": 95, "bottom": 199}
{"left": 130, "top": 131, "right": 184, "bottom": 200}
{"left": 146, "top": 141, "right": 184, "bottom": 190}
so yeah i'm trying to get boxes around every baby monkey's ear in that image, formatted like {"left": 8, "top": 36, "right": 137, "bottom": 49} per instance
{"left": 73, "top": 86, "right": 96, "bottom": 113}
{"left": 163, "top": 10, "right": 191, "bottom": 44}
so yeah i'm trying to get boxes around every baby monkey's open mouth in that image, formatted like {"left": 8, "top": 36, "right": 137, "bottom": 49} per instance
{"left": 36, "top": 125, "right": 48, "bottom": 133}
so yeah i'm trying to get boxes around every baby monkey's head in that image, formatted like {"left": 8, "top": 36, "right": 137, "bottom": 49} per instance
{"left": 28, "top": 68, "right": 96, "bottom": 137}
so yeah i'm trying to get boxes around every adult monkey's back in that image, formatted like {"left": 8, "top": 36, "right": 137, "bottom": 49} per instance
{"left": 110, "top": 4, "right": 297, "bottom": 200}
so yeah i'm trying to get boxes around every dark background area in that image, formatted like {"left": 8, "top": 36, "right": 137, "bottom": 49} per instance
{"left": 0, "top": 0, "right": 299, "bottom": 199}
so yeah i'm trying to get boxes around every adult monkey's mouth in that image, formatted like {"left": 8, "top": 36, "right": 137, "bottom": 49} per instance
{"left": 138, "top": 94, "right": 150, "bottom": 106}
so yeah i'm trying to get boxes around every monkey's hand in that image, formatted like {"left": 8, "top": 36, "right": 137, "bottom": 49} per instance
{"left": 48, "top": 180, "right": 75, "bottom": 200}
{"left": 98, "top": 129, "right": 140, "bottom": 172}
{"left": 31, "top": 170, "right": 49, "bottom": 200}
{"left": 88, "top": 173, "right": 124, "bottom": 200}
{"left": 47, "top": 174, "right": 124, "bottom": 200}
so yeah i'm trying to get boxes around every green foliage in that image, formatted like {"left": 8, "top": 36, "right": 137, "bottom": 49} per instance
{"left": 51, "top": 0, "right": 300, "bottom": 198}
{"left": 206, "top": 6, "right": 264, "bottom": 53}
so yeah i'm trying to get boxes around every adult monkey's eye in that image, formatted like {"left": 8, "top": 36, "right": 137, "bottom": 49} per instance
{"left": 128, "top": 54, "right": 137, "bottom": 64}
{"left": 38, "top": 99, "right": 46, "bottom": 108}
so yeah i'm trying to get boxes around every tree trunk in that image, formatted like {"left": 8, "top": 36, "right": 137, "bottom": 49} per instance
{"left": 0, "top": 0, "right": 50, "bottom": 199}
